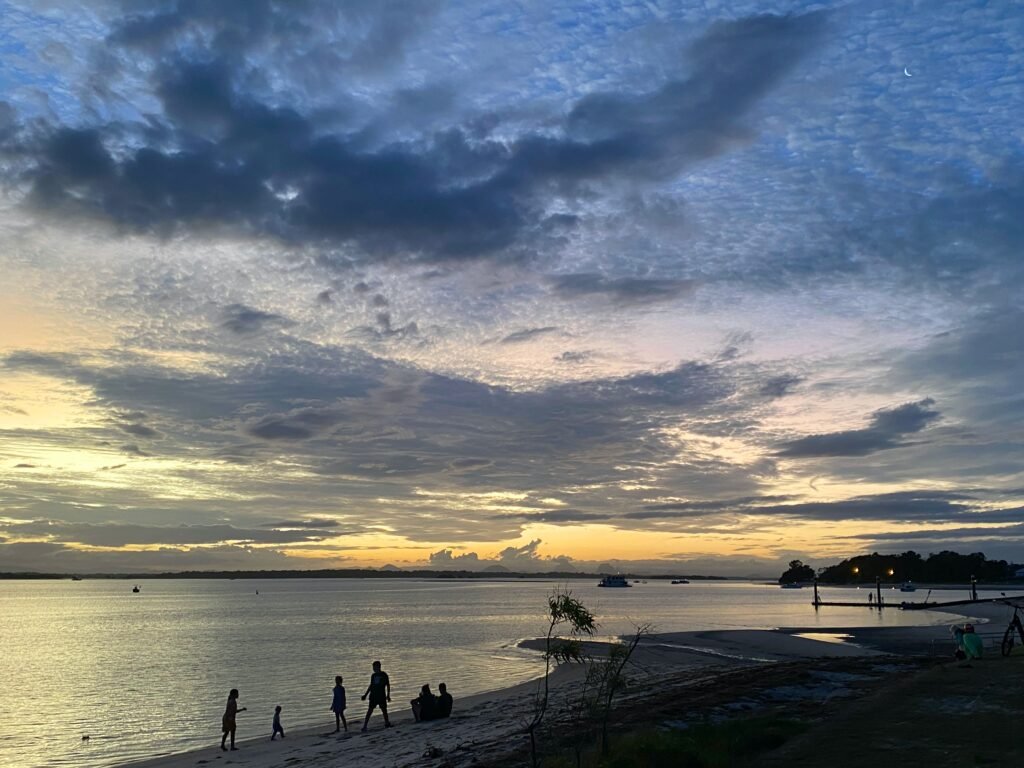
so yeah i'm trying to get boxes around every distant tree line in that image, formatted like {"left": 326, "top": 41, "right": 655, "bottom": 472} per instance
{"left": 780, "top": 551, "right": 1023, "bottom": 585}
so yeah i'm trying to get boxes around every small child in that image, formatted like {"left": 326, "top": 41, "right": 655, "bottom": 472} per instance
{"left": 271, "top": 705, "right": 285, "bottom": 740}
{"left": 331, "top": 675, "right": 348, "bottom": 733}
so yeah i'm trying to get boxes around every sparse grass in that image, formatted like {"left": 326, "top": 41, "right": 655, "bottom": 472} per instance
{"left": 547, "top": 716, "right": 808, "bottom": 768}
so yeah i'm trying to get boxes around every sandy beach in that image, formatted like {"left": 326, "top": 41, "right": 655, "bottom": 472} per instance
{"left": 116, "top": 598, "right": 1024, "bottom": 768}
{"left": 119, "top": 627, "right": 900, "bottom": 768}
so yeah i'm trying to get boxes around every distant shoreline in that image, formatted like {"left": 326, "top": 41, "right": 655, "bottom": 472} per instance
{"left": 0, "top": 569, "right": 732, "bottom": 581}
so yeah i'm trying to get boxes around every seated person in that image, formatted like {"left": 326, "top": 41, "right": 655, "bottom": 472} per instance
{"left": 410, "top": 684, "right": 437, "bottom": 722}
{"left": 436, "top": 682, "right": 453, "bottom": 719}
{"left": 962, "top": 623, "right": 983, "bottom": 659}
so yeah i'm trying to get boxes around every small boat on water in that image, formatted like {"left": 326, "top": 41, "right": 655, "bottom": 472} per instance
{"left": 132, "top": 585, "right": 141, "bottom": 593}
{"left": 597, "top": 575, "right": 632, "bottom": 588}
{"left": 900, "top": 582, "right": 917, "bottom": 592}
{"left": 671, "top": 579, "right": 690, "bottom": 585}
{"left": 781, "top": 583, "right": 803, "bottom": 589}
{"left": 70, "top": 576, "right": 82, "bottom": 581}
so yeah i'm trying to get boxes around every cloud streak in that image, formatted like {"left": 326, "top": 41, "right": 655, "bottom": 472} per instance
{"left": 776, "top": 399, "right": 941, "bottom": 458}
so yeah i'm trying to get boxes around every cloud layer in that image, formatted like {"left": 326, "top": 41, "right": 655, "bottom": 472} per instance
{"left": 1, "top": 0, "right": 1022, "bottom": 573}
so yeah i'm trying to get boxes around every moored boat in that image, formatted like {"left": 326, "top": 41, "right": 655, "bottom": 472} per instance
{"left": 597, "top": 575, "right": 631, "bottom": 588}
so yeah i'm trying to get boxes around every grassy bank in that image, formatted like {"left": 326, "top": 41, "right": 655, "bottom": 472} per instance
{"left": 546, "top": 716, "right": 807, "bottom": 767}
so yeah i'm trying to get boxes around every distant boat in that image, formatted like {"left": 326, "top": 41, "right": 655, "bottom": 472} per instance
{"left": 132, "top": 585, "right": 141, "bottom": 593}
{"left": 598, "top": 575, "right": 631, "bottom": 588}
{"left": 70, "top": 576, "right": 82, "bottom": 581}
{"left": 900, "top": 582, "right": 917, "bottom": 592}
{"left": 671, "top": 579, "right": 690, "bottom": 585}
{"left": 781, "top": 583, "right": 803, "bottom": 589}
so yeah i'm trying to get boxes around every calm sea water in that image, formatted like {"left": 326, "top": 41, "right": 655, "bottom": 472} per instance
{"left": 0, "top": 578, "right": 1001, "bottom": 768}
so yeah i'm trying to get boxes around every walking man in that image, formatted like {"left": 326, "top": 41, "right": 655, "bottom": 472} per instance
{"left": 360, "top": 660, "right": 392, "bottom": 731}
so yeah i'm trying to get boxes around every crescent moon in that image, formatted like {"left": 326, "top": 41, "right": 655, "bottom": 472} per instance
{"left": 903, "top": 67, "right": 912, "bottom": 77}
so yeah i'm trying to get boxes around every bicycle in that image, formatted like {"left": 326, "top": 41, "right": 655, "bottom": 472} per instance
{"left": 1000, "top": 602, "right": 1024, "bottom": 657}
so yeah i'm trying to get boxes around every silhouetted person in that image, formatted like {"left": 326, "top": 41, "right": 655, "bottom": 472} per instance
{"left": 410, "top": 684, "right": 437, "bottom": 722}
{"left": 221, "top": 689, "right": 246, "bottom": 751}
{"left": 436, "top": 682, "right": 453, "bottom": 719}
{"left": 360, "top": 660, "right": 391, "bottom": 731}
{"left": 331, "top": 675, "right": 348, "bottom": 732}
{"left": 271, "top": 705, "right": 285, "bottom": 740}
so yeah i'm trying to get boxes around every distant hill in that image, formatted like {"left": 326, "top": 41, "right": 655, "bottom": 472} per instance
{"left": 379, "top": 564, "right": 401, "bottom": 571}
{"left": 483, "top": 564, "right": 510, "bottom": 573}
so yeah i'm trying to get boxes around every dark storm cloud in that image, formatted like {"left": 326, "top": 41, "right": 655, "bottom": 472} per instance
{"left": 119, "top": 422, "right": 159, "bottom": 438}
{"left": 500, "top": 327, "right": 559, "bottom": 344}
{"left": 11, "top": 11, "right": 827, "bottom": 263}
{"left": 551, "top": 361, "right": 730, "bottom": 408}
{"left": 221, "top": 304, "right": 295, "bottom": 335}
{"left": 1, "top": 344, "right": 382, "bottom": 423}
{"left": 636, "top": 490, "right": 1022, "bottom": 525}
{"left": 776, "top": 399, "right": 940, "bottom": 458}
{"left": 843, "top": 521, "right": 1024, "bottom": 543}
{"left": 549, "top": 273, "right": 696, "bottom": 305}
{"left": 640, "top": 494, "right": 796, "bottom": 514}
{"left": 246, "top": 406, "right": 346, "bottom": 441}
{"left": 248, "top": 419, "right": 314, "bottom": 440}
{"left": 758, "top": 374, "right": 802, "bottom": 398}
{"left": 1, "top": 520, "right": 338, "bottom": 546}
{"left": 510, "top": 509, "right": 609, "bottom": 524}
{"left": 108, "top": 409, "right": 161, "bottom": 439}
{"left": 350, "top": 311, "right": 419, "bottom": 342}
{"left": 1, "top": 351, "right": 77, "bottom": 373}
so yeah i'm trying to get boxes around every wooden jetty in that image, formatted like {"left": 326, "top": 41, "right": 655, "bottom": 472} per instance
{"left": 809, "top": 575, "right": 1010, "bottom": 610}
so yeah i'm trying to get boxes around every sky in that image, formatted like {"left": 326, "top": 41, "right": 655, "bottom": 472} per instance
{"left": 0, "top": 0, "right": 1022, "bottom": 576}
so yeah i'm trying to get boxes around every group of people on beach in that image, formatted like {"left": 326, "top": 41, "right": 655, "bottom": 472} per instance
{"left": 220, "top": 660, "right": 453, "bottom": 751}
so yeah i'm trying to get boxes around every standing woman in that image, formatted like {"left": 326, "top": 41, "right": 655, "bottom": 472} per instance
{"left": 331, "top": 675, "right": 348, "bottom": 732}
{"left": 221, "top": 689, "right": 247, "bottom": 751}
